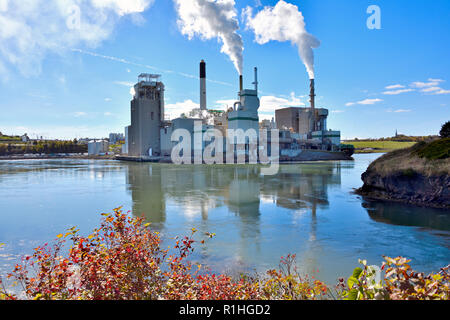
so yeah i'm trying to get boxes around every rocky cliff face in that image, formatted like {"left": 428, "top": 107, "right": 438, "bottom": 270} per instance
{"left": 357, "top": 139, "right": 450, "bottom": 209}
{"left": 359, "top": 170, "right": 450, "bottom": 209}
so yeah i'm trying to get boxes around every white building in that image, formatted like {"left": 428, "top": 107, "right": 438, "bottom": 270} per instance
{"left": 21, "top": 134, "right": 30, "bottom": 142}
{"left": 88, "top": 140, "right": 109, "bottom": 155}
{"left": 122, "top": 126, "right": 130, "bottom": 154}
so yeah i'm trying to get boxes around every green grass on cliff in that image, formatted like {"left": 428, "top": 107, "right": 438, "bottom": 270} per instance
{"left": 414, "top": 138, "right": 450, "bottom": 160}
{"left": 367, "top": 138, "right": 449, "bottom": 176}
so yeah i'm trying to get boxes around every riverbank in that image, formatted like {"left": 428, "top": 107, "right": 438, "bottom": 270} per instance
{"left": 357, "top": 138, "right": 450, "bottom": 209}
{"left": 0, "top": 154, "right": 115, "bottom": 161}
{"left": 116, "top": 150, "right": 353, "bottom": 163}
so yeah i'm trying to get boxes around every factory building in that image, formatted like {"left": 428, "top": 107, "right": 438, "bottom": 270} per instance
{"left": 275, "top": 79, "right": 341, "bottom": 150}
{"left": 228, "top": 71, "right": 260, "bottom": 134}
{"left": 276, "top": 107, "right": 328, "bottom": 136}
{"left": 160, "top": 118, "right": 201, "bottom": 157}
{"left": 128, "top": 74, "right": 164, "bottom": 157}
{"left": 122, "top": 59, "right": 345, "bottom": 161}
{"left": 109, "top": 133, "right": 124, "bottom": 145}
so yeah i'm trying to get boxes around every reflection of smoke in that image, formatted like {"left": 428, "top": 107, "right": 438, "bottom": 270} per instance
{"left": 244, "top": 0, "right": 320, "bottom": 79}
{"left": 174, "top": 0, "right": 244, "bottom": 75}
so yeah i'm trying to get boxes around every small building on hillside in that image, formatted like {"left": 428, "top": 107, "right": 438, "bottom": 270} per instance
{"left": 21, "top": 134, "right": 30, "bottom": 142}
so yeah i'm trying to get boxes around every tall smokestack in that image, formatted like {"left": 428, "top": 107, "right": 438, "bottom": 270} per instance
{"left": 253, "top": 67, "right": 258, "bottom": 94}
{"left": 239, "top": 75, "right": 243, "bottom": 92}
{"left": 200, "top": 60, "right": 207, "bottom": 110}
{"left": 310, "top": 79, "right": 316, "bottom": 132}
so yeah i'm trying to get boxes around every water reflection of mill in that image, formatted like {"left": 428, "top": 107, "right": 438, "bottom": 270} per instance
{"left": 125, "top": 163, "right": 343, "bottom": 272}
{"left": 126, "top": 163, "right": 342, "bottom": 221}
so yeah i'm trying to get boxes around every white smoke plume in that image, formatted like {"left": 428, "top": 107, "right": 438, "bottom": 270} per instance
{"left": 174, "top": 0, "right": 244, "bottom": 75}
{"left": 0, "top": 0, "right": 154, "bottom": 77}
{"left": 244, "top": 0, "right": 320, "bottom": 79}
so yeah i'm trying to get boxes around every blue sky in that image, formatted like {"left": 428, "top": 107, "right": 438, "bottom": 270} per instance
{"left": 0, "top": 0, "right": 449, "bottom": 140}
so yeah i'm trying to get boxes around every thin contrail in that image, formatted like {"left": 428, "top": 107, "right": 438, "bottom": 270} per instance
{"left": 71, "top": 48, "right": 232, "bottom": 87}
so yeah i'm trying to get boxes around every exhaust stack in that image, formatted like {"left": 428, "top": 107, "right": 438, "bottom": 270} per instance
{"left": 253, "top": 67, "right": 258, "bottom": 94}
{"left": 310, "top": 79, "right": 316, "bottom": 132}
{"left": 200, "top": 60, "right": 207, "bottom": 110}
{"left": 239, "top": 75, "right": 243, "bottom": 92}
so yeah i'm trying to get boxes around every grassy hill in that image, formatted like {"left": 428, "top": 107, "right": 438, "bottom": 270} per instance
{"left": 365, "top": 138, "right": 449, "bottom": 177}
{"left": 345, "top": 140, "right": 417, "bottom": 154}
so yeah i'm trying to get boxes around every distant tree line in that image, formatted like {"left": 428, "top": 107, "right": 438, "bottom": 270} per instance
{"left": 0, "top": 135, "right": 21, "bottom": 142}
{"left": 350, "top": 135, "right": 439, "bottom": 143}
{"left": 0, "top": 141, "right": 87, "bottom": 155}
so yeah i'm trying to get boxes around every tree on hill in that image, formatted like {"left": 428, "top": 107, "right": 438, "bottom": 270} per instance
{"left": 440, "top": 121, "right": 450, "bottom": 138}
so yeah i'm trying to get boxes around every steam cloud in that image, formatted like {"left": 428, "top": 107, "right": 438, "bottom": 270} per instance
{"left": 174, "top": 0, "right": 244, "bottom": 75}
{"left": 244, "top": 0, "right": 320, "bottom": 79}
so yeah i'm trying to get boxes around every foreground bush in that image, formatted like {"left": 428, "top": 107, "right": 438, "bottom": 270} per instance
{"left": 0, "top": 208, "right": 448, "bottom": 300}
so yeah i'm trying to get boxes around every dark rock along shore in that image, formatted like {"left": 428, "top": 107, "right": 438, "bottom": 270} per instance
{"left": 357, "top": 139, "right": 450, "bottom": 209}
{"left": 358, "top": 170, "right": 450, "bottom": 209}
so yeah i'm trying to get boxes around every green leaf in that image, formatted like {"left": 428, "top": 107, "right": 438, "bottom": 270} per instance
{"left": 353, "top": 267, "right": 363, "bottom": 279}
{"left": 345, "top": 289, "right": 359, "bottom": 300}
{"left": 347, "top": 276, "right": 359, "bottom": 289}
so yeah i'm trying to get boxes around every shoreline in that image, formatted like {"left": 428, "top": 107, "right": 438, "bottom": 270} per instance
{"left": 354, "top": 187, "right": 450, "bottom": 210}
{"left": 0, "top": 155, "right": 354, "bottom": 164}
{"left": 0, "top": 155, "right": 115, "bottom": 161}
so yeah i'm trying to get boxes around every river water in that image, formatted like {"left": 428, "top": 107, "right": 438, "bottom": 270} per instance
{"left": 0, "top": 154, "right": 448, "bottom": 285}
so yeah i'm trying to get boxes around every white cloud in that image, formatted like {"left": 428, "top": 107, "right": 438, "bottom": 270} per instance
{"left": 260, "top": 92, "right": 305, "bottom": 113}
{"left": 410, "top": 79, "right": 444, "bottom": 88}
{"left": 385, "top": 84, "right": 405, "bottom": 90}
{"left": 164, "top": 99, "right": 200, "bottom": 120}
{"left": 104, "top": 98, "right": 112, "bottom": 102}
{"left": 331, "top": 110, "right": 345, "bottom": 113}
{"left": 421, "top": 87, "right": 441, "bottom": 93}
{"left": 432, "top": 89, "right": 450, "bottom": 95}
{"left": 427, "top": 78, "right": 444, "bottom": 83}
{"left": 91, "top": 0, "right": 153, "bottom": 16}
{"left": 382, "top": 88, "right": 414, "bottom": 95}
{"left": 214, "top": 99, "right": 237, "bottom": 111}
{"left": 346, "top": 98, "right": 383, "bottom": 106}
{"left": 386, "top": 108, "right": 411, "bottom": 113}
{"left": 0, "top": 0, "right": 154, "bottom": 77}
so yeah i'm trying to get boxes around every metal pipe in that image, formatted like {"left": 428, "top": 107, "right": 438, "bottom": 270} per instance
{"left": 239, "top": 75, "right": 243, "bottom": 92}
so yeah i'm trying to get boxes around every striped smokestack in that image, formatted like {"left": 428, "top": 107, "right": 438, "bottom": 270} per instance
{"left": 200, "top": 60, "right": 206, "bottom": 110}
